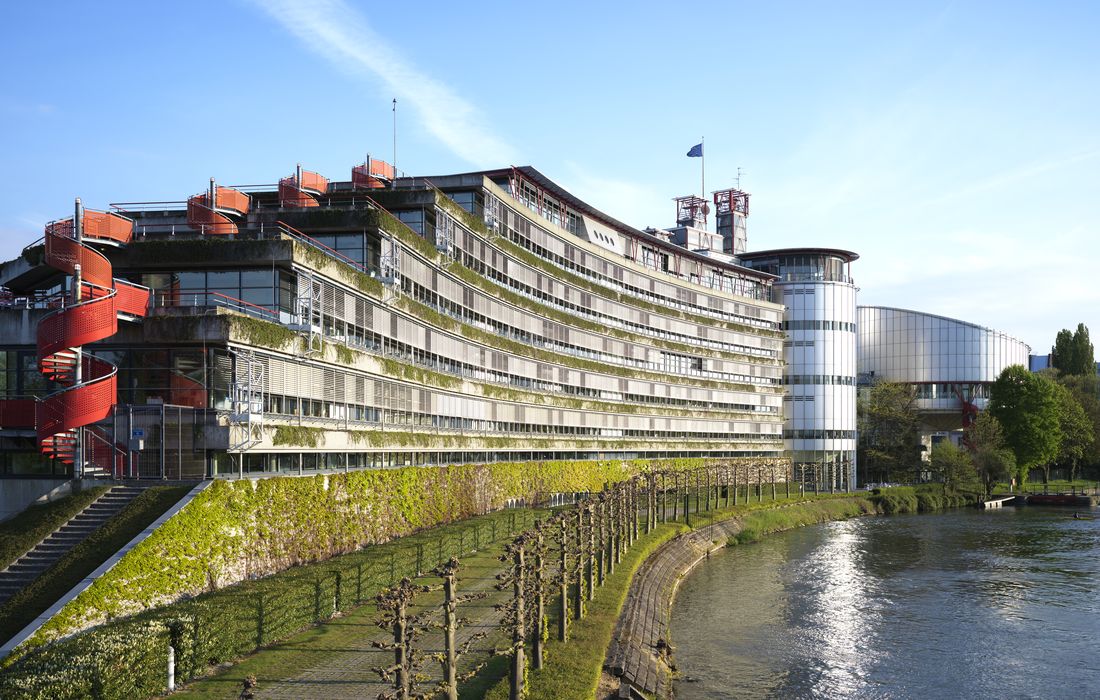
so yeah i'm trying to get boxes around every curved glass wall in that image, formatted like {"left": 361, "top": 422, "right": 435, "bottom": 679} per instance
{"left": 857, "top": 306, "right": 1031, "bottom": 417}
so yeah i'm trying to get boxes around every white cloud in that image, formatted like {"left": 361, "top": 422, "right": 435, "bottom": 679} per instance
{"left": 249, "top": 0, "right": 518, "bottom": 168}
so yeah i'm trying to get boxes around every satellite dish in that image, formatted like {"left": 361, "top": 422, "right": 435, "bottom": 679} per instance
{"left": 702, "top": 203, "right": 711, "bottom": 216}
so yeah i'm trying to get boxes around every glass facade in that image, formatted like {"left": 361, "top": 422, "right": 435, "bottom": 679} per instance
{"left": 857, "top": 306, "right": 1031, "bottom": 417}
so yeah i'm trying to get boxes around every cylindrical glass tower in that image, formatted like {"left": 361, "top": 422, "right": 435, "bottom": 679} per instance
{"left": 739, "top": 248, "right": 859, "bottom": 491}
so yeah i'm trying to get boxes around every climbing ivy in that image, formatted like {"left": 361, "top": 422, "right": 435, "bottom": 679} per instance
{"left": 271, "top": 426, "right": 326, "bottom": 448}
{"left": 12, "top": 456, "right": 767, "bottom": 656}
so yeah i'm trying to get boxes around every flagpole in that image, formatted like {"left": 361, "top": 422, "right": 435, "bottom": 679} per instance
{"left": 700, "top": 136, "right": 705, "bottom": 221}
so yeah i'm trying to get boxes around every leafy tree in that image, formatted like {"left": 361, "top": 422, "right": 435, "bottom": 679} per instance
{"left": 974, "top": 446, "right": 1016, "bottom": 496}
{"left": 988, "top": 365, "right": 1061, "bottom": 485}
{"left": 929, "top": 440, "right": 978, "bottom": 495}
{"left": 965, "top": 413, "right": 1016, "bottom": 495}
{"left": 1051, "top": 323, "right": 1097, "bottom": 376}
{"left": 1050, "top": 381, "right": 1095, "bottom": 483}
{"left": 1056, "top": 373, "right": 1100, "bottom": 475}
{"left": 858, "top": 381, "right": 922, "bottom": 485}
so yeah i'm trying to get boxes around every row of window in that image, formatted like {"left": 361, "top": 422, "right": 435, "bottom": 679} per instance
{"left": 505, "top": 183, "right": 773, "bottom": 305}
{"left": 783, "top": 429, "right": 858, "bottom": 440}
{"left": 258, "top": 391, "right": 780, "bottom": 441}
{"left": 209, "top": 446, "right": 784, "bottom": 477}
{"left": 459, "top": 249, "right": 779, "bottom": 362}
{"left": 781, "top": 320, "right": 857, "bottom": 332}
{"left": 492, "top": 197, "right": 776, "bottom": 323}
{"left": 782, "top": 374, "right": 858, "bottom": 386}
{"left": 404, "top": 278, "right": 773, "bottom": 386}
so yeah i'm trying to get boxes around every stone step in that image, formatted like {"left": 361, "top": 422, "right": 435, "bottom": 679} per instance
{"left": 4, "top": 562, "right": 49, "bottom": 573}
{"left": 0, "top": 571, "right": 41, "bottom": 583}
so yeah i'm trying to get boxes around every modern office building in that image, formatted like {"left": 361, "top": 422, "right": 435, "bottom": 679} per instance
{"left": 0, "top": 161, "right": 787, "bottom": 488}
{"left": 738, "top": 249, "right": 859, "bottom": 491}
{"left": 856, "top": 305, "right": 1031, "bottom": 441}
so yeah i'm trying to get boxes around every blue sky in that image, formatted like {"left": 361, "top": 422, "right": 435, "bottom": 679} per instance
{"left": 1, "top": 0, "right": 1096, "bottom": 353}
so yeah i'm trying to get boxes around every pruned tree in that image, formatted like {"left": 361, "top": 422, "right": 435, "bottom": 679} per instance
{"left": 495, "top": 537, "right": 528, "bottom": 700}
{"left": 373, "top": 577, "right": 432, "bottom": 700}
{"left": 432, "top": 557, "right": 488, "bottom": 700}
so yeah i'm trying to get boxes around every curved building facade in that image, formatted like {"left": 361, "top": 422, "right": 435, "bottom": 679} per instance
{"left": 739, "top": 249, "right": 859, "bottom": 491}
{"left": 856, "top": 306, "right": 1031, "bottom": 430}
{"left": 0, "top": 163, "right": 786, "bottom": 480}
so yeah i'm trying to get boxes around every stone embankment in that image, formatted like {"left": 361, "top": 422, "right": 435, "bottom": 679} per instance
{"left": 604, "top": 518, "right": 743, "bottom": 698}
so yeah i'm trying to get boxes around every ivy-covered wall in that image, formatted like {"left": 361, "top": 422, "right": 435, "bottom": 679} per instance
{"left": 17, "top": 457, "right": 740, "bottom": 654}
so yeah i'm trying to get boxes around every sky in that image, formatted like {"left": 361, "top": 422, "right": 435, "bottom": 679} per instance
{"left": 0, "top": 0, "right": 1096, "bottom": 353}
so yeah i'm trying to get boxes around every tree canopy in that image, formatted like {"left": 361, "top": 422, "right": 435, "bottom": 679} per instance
{"left": 1056, "top": 373, "right": 1100, "bottom": 475}
{"left": 929, "top": 440, "right": 979, "bottom": 495}
{"left": 1050, "top": 380, "right": 1095, "bottom": 482}
{"left": 1051, "top": 323, "right": 1096, "bottom": 376}
{"left": 988, "top": 365, "right": 1060, "bottom": 484}
{"left": 858, "top": 381, "right": 922, "bottom": 485}
{"left": 965, "top": 412, "right": 1015, "bottom": 495}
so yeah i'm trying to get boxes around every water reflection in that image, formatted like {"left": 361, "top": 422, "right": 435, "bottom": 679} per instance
{"left": 670, "top": 507, "right": 1100, "bottom": 699}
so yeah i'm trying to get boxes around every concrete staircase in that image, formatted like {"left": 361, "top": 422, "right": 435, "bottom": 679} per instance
{"left": 0, "top": 485, "right": 146, "bottom": 604}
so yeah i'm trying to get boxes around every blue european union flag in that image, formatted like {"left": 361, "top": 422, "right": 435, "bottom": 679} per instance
{"left": 687, "top": 143, "right": 703, "bottom": 157}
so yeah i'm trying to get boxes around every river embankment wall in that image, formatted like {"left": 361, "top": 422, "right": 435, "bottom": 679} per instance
{"left": 604, "top": 497, "right": 878, "bottom": 699}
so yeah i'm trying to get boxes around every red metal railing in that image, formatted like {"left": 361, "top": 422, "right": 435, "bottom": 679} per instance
{"left": 187, "top": 185, "right": 251, "bottom": 235}
{"left": 279, "top": 167, "right": 329, "bottom": 208}
{"left": 352, "top": 157, "right": 395, "bottom": 189}
{"left": 0, "top": 209, "right": 150, "bottom": 469}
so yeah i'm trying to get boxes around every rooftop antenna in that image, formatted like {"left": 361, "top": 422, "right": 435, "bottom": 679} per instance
{"left": 392, "top": 98, "right": 397, "bottom": 179}
{"left": 735, "top": 167, "right": 743, "bottom": 189}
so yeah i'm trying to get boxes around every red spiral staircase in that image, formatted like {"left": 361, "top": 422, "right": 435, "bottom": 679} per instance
{"left": 187, "top": 179, "right": 251, "bottom": 235}
{"left": 352, "top": 156, "right": 395, "bottom": 189}
{"left": 279, "top": 164, "right": 329, "bottom": 207}
{"left": 1, "top": 203, "right": 151, "bottom": 475}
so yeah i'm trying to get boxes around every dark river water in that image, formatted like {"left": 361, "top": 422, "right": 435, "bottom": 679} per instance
{"left": 669, "top": 505, "right": 1100, "bottom": 699}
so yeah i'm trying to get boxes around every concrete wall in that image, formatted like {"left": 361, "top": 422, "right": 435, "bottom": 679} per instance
{"left": 0, "top": 478, "right": 80, "bottom": 522}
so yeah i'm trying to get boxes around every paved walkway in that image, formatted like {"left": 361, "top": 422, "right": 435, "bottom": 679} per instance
{"left": 257, "top": 554, "right": 507, "bottom": 699}
{"left": 174, "top": 543, "right": 515, "bottom": 700}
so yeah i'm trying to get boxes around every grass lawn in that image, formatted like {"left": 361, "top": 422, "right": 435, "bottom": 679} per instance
{"left": 0, "top": 485, "right": 191, "bottom": 645}
{"left": 0, "top": 486, "right": 108, "bottom": 571}
{"left": 994, "top": 478, "right": 1099, "bottom": 493}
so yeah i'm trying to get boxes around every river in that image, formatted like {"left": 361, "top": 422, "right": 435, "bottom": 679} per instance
{"left": 669, "top": 505, "right": 1100, "bottom": 699}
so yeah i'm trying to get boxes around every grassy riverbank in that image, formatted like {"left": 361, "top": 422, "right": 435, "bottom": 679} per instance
{"left": 483, "top": 493, "right": 871, "bottom": 699}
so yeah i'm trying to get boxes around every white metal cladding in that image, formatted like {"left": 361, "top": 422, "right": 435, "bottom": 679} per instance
{"left": 856, "top": 306, "right": 1031, "bottom": 384}
{"left": 775, "top": 276, "right": 858, "bottom": 485}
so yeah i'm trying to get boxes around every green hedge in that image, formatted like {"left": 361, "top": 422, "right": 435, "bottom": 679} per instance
{"left": 867, "top": 485, "right": 982, "bottom": 515}
{"left": 0, "top": 510, "right": 536, "bottom": 700}
{"left": 11, "top": 458, "right": 725, "bottom": 657}
{"left": 0, "top": 487, "right": 107, "bottom": 571}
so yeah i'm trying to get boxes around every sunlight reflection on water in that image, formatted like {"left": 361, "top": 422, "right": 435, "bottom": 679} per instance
{"left": 670, "top": 507, "right": 1100, "bottom": 699}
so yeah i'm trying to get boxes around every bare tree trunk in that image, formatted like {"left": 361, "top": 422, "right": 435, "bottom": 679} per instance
{"left": 559, "top": 518, "right": 568, "bottom": 641}
{"left": 533, "top": 533, "right": 545, "bottom": 670}
{"left": 442, "top": 569, "right": 457, "bottom": 700}
{"left": 510, "top": 546, "right": 525, "bottom": 700}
